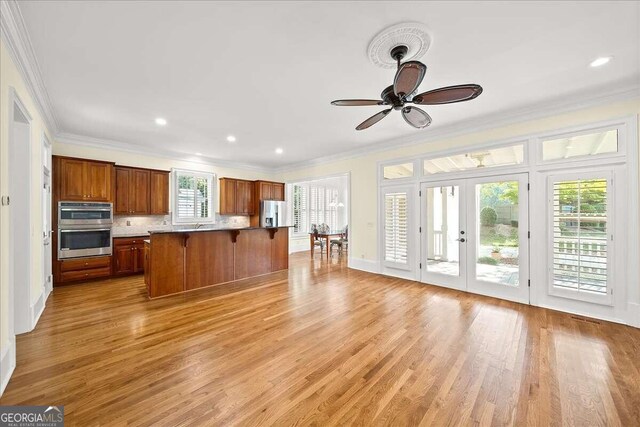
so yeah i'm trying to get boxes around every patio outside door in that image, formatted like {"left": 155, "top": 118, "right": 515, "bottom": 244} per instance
{"left": 421, "top": 173, "right": 529, "bottom": 304}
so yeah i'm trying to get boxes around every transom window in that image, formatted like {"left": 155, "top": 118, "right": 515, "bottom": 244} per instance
{"left": 423, "top": 144, "right": 524, "bottom": 175}
{"left": 383, "top": 162, "right": 414, "bottom": 180}
{"left": 542, "top": 129, "right": 618, "bottom": 161}
{"left": 172, "top": 169, "right": 216, "bottom": 224}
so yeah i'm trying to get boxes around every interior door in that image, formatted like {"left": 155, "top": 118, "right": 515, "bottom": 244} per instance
{"left": 420, "top": 180, "right": 467, "bottom": 290}
{"left": 466, "top": 174, "right": 529, "bottom": 304}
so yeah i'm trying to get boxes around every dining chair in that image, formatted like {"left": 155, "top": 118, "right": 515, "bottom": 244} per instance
{"left": 311, "top": 227, "right": 326, "bottom": 255}
{"left": 330, "top": 225, "right": 348, "bottom": 256}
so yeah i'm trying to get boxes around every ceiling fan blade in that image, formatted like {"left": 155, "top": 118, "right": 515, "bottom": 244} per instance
{"left": 356, "top": 109, "right": 392, "bottom": 131}
{"left": 393, "top": 61, "right": 427, "bottom": 98}
{"left": 413, "top": 84, "right": 483, "bottom": 105}
{"left": 402, "top": 106, "right": 432, "bottom": 129}
{"left": 331, "top": 99, "right": 385, "bottom": 106}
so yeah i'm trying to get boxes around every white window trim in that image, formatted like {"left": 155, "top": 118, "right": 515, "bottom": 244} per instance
{"left": 535, "top": 122, "right": 627, "bottom": 167}
{"left": 375, "top": 115, "right": 639, "bottom": 326}
{"left": 172, "top": 168, "right": 216, "bottom": 225}
{"left": 546, "top": 169, "right": 614, "bottom": 306}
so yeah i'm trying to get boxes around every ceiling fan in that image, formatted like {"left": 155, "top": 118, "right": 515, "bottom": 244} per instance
{"left": 331, "top": 45, "right": 483, "bottom": 131}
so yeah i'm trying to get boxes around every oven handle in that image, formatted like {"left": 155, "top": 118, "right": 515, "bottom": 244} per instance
{"left": 60, "top": 228, "right": 112, "bottom": 232}
{"left": 60, "top": 208, "right": 112, "bottom": 212}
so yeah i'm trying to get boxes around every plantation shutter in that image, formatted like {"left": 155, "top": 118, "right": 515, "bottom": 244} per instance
{"left": 174, "top": 169, "right": 215, "bottom": 223}
{"left": 293, "top": 185, "right": 308, "bottom": 233}
{"left": 384, "top": 191, "right": 409, "bottom": 267}
{"left": 550, "top": 173, "right": 612, "bottom": 303}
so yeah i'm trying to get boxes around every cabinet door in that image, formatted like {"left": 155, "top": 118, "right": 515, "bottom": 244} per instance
{"left": 220, "top": 179, "right": 237, "bottom": 215}
{"left": 235, "top": 181, "right": 253, "bottom": 215}
{"left": 114, "top": 245, "right": 135, "bottom": 274}
{"left": 115, "top": 167, "right": 131, "bottom": 214}
{"left": 150, "top": 171, "right": 169, "bottom": 214}
{"left": 134, "top": 244, "right": 145, "bottom": 273}
{"left": 271, "top": 183, "right": 285, "bottom": 201}
{"left": 130, "top": 169, "right": 150, "bottom": 214}
{"left": 86, "top": 161, "right": 113, "bottom": 201}
{"left": 59, "top": 158, "right": 86, "bottom": 200}
{"left": 259, "top": 181, "right": 272, "bottom": 201}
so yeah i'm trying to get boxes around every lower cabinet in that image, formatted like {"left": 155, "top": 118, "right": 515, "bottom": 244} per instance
{"left": 113, "top": 237, "right": 146, "bottom": 275}
{"left": 59, "top": 256, "right": 112, "bottom": 283}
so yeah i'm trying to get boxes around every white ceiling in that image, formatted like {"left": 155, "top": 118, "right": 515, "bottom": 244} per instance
{"left": 17, "top": 1, "right": 640, "bottom": 169}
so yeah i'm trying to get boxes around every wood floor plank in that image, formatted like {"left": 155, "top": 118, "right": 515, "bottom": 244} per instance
{"left": 1, "top": 252, "right": 639, "bottom": 426}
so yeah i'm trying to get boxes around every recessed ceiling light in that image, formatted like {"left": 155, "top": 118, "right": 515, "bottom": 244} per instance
{"left": 155, "top": 117, "right": 167, "bottom": 126}
{"left": 275, "top": 148, "right": 284, "bottom": 154}
{"left": 226, "top": 135, "right": 236, "bottom": 143}
{"left": 590, "top": 57, "right": 612, "bottom": 67}
{"left": 195, "top": 152, "right": 202, "bottom": 156}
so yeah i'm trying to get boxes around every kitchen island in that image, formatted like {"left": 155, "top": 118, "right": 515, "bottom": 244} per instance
{"left": 144, "top": 226, "right": 289, "bottom": 298}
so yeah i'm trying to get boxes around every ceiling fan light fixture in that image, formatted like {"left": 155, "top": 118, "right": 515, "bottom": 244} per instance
{"left": 402, "top": 106, "right": 432, "bottom": 128}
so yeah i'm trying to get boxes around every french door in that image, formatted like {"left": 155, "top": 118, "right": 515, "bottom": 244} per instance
{"left": 420, "top": 173, "right": 530, "bottom": 304}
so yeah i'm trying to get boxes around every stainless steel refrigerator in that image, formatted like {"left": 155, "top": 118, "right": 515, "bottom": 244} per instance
{"left": 260, "top": 201, "right": 289, "bottom": 227}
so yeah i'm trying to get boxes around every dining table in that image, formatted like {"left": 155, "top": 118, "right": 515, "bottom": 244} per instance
{"left": 309, "top": 231, "right": 343, "bottom": 260}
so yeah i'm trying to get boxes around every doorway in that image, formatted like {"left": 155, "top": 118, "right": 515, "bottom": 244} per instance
{"left": 420, "top": 173, "right": 529, "bottom": 304}
{"left": 9, "top": 92, "right": 33, "bottom": 334}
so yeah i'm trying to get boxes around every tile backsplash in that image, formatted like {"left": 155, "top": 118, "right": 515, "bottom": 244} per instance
{"left": 112, "top": 214, "right": 250, "bottom": 236}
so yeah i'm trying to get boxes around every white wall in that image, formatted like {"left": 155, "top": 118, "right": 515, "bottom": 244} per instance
{"left": 0, "top": 37, "right": 55, "bottom": 395}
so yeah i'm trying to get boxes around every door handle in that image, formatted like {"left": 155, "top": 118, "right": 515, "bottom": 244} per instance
{"left": 456, "top": 238, "right": 466, "bottom": 243}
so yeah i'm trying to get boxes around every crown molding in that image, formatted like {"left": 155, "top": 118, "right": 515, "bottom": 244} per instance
{"left": 56, "top": 79, "right": 639, "bottom": 176}
{"left": 0, "top": 0, "right": 59, "bottom": 134}
{"left": 56, "top": 132, "right": 273, "bottom": 173}
{"left": 274, "top": 79, "right": 640, "bottom": 173}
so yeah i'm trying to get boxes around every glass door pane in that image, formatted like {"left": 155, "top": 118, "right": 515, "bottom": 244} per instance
{"left": 466, "top": 174, "right": 529, "bottom": 304}
{"left": 474, "top": 180, "right": 521, "bottom": 286}
{"left": 421, "top": 181, "right": 466, "bottom": 290}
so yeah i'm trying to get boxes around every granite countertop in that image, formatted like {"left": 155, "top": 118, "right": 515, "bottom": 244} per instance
{"left": 112, "top": 232, "right": 151, "bottom": 238}
{"left": 148, "top": 226, "right": 292, "bottom": 235}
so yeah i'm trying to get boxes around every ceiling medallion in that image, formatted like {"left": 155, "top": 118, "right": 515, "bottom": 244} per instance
{"left": 367, "top": 22, "right": 432, "bottom": 69}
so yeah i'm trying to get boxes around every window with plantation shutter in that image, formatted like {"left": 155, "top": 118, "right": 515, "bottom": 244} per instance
{"left": 549, "top": 172, "right": 612, "bottom": 304}
{"left": 173, "top": 169, "right": 216, "bottom": 224}
{"left": 293, "top": 185, "right": 308, "bottom": 233}
{"left": 384, "top": 191, "right": 409, "bottom": 268}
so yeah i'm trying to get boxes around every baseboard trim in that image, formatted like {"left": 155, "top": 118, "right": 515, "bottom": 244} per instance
{"left": 348, "top": 257, "right": 380, "bottom": 274}
{"left": 536, "top": 302, "right": 627, "bottom": 326}
{"left": 30, "top": 289, "right": 45, "bottom": 330}
{"left": 628, "top": 302, "right": 640, "bottom": 328}
{"left": 45, "top": 277, "right": 53, "bottom": 300}
{"left": 0, "top": 337, "right": 16, "bottom": 397}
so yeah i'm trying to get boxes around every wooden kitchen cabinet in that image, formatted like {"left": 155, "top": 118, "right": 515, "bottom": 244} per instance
{"left": 113, "top": 237, "right": 146, "bottom": 275}
{"left": 57, "top": 157, "right": 114, "bottom": 202}
{"left": 254, "top": 181, "right": 285, "bottom": 201}
{"left": 115, "top": 167, "right": 151, "bottom": 214}
{"left": 219, "top": 178, "right": 254, "bottom": 215}
{"left": 150, "top": 170, "right": 170, "bottom": 214}
{"left": 115, "top": 167, "right": 169, "bottom": 215}
{"left": 58, "top": 256, "right": 112, "bottom": 283}
{"left": 250, "top": 180, "right": 285, "bottom": 226}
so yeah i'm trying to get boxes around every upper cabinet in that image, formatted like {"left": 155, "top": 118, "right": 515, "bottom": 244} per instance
{"left": 255, "top": 181, "right": 285, "bottom": 202}
{"left": 116, "top": 166, "right": 169, "bottom": 215}
{"left": 58, "top": 157, "right": 114, "bottom": 202}
{"left": 150, "top": 171, "right": 170, "bottom": 215}
{"left": 219, "top": 178, "right": 255, "bottom": 215}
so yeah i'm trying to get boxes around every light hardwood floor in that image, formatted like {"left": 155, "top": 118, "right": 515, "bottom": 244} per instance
{"left": 1, "top": 252, "right": 639, "bottom": 426}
